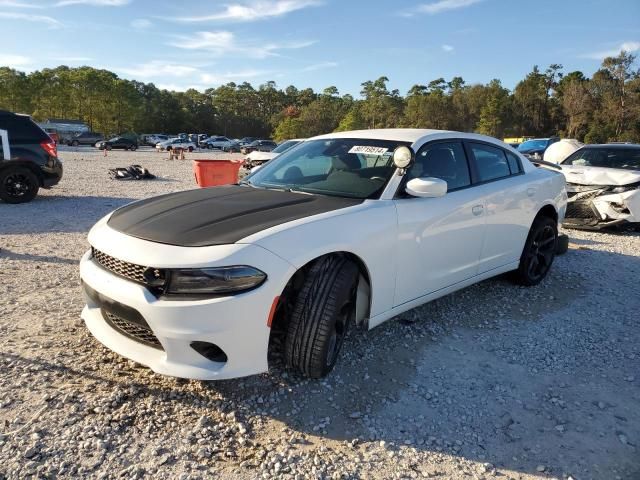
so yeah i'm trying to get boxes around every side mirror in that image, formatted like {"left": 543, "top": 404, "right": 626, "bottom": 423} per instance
{"left": 393, "top": 146, "right": 414, "bottom": 169}
{"left": 405, "top": 177, "right": 447, "bottom": 198}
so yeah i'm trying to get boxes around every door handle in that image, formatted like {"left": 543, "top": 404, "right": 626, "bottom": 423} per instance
{"left": 472, "top": 205, "right": 484, "bottom": 216}
{"left": 527, "top": 187, "right": 536, "bottom": 197}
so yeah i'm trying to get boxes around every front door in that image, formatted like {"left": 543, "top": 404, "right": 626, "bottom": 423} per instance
{"left": 393, "top": 140, "right": 487, "bottom": 306}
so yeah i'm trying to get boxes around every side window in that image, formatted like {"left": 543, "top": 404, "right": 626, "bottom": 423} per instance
{"left": 469, "top": 143, "right": 511, "bottom": 182}
{"left": 408, "top": 141, "right": 471, "bottom": 191}
{"left": 506, "top": 151, "right": 522, "bottom": 174}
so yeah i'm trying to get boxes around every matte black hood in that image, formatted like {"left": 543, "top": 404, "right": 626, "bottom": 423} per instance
{"left": 107, "top": 185, "right": 361, "bottom": 247}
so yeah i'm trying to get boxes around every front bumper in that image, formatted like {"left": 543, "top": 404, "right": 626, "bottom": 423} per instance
{"left": 563, "top": 186, "right": 640, "bottom": 230}
{"left": 79, "top": 222, "right": 295, "bottom": 380}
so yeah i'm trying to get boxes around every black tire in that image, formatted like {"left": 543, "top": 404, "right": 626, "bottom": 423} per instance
{"left": 166, "top": 146, "right": 172, "bottom": 151}
{"left": 188, "top": 146, "right": 194, "bottom": 152}
{"left": 513, "top": 215, "right": 557, "bottom": 286}
{"left": 0, "top": 167, "right": 40, "bottom": 204}
{"left": 130, "top": 145, "right": 137, "bottom": 151}
{"left": 72, "top": 140, "right": 79, "bottom": 147}
{"left": 106, "top": 145, "right": 112, "bottom": 151}
{"left": 285, "top": 255, "right": 359, "bottom": 378}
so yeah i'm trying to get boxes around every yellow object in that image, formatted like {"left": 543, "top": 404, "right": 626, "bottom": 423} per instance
{"left": 504, "top": 136, "right": 534, "bottom": 144}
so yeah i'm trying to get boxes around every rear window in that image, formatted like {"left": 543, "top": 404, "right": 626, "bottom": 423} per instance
{"left": 0, "top": 114, "right": 49, "bottom": 143}
{"left": 469, "top": 143, "right": 511, "bottom": 182}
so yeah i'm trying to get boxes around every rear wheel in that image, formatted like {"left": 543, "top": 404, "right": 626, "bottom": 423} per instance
{"left": 0, "top": 167, "right": 40, "bottom": 204}
{"left": 513, "top": 215, "right": 557, "bottom": 286}
{"left": 285, "top": 255, "right": 359, "bottom": 378}
{"left": 72, "top": 140, "right": 79, "bottom": 147}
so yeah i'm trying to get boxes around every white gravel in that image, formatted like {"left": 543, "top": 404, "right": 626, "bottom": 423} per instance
{"left": 0, "top": 148, "right": 638, "bottom": 480}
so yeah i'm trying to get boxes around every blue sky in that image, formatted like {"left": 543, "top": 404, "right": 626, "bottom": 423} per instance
{"left": 1, "top": 0, "right": 639, "bottom": 96}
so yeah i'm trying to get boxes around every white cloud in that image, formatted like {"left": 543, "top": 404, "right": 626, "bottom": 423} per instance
{"left": 442, "top": 44, "right": 454, "bottom": 52}
{"left": 131, "top": 18, "right": 151, "bottom": 28}
{"left": 302, "top": 61, "right": 338, "bottom": 71}
{"left": 0, "top": 11, "right": 61, "bottom": 27}
{"left": 172, "top": 0, "right": 321, "bottom": 22}
{"left": 168, "top": 31, "right": 314, "bottom": 58}
{"left": 55, "top": 0, "right": 130, "bottom": 5}
{"left": 0, "top": 0, "right": 42, "bottom": 7}
{"left": 117, "top": 61, "right": 200, "bottom": 79}
{"left": 402, "top": 0, "right": 482, "bottom": 16}
{"left": 581, "top": 41, "right": 640, "bottom": 60}
{"left": 0, "top": 54, "right": 32, "bottom": 68}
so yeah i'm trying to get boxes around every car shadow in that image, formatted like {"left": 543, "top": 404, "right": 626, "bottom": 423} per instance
{"left": 0, "top": 248, "right": 78, "bottom": 265}
{"left": 0, "top": 195, "right": 136, "bottom": 235}
{"left": 3, "top": 248, "right": 639, "bottom": 479}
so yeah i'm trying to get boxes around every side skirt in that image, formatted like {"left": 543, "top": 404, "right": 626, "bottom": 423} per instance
{"left": 367, "top": 261, "right": 520, "bottom": 330}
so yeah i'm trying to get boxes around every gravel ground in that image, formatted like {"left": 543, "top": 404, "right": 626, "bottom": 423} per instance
{"left": 0, "top": 148, "right": 638, "bottom": 480}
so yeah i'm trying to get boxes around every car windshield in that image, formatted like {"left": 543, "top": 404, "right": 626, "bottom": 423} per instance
{"left": 517, "top": 139, "right": 548, "bottom": 151}
{"left": 562, "top": 147, "right": 640, "bottom": 170}
{"left": 272, "top": 140, "right": 301, "bottom": 154}
{"left": 244, "top": 138, "right": 407, "bottom": 199}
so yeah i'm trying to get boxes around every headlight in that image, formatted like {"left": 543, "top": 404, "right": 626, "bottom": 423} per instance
{"left": 610, "top": 185, "right": 638, "bottom": 193}
{"left": 167, "top": 266, "right": 266, "bottom": 295}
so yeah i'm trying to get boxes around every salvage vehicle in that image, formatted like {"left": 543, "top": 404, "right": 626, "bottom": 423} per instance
{"left": 155, "top": 137, "right": 196, "bottom": 152}
{"left": 68, "top": 131, "right": 103, "bottom": 146}
{"left": 245, "top": 138, "right": 304, "bottom": 169}
{"left": 79, "top": 129, "right": 567, "bottom": 380}
{"left": 241, "top": 139, "right": 277, "bottom": 155}
{"left": 560, "top": 144, "right": 640, "bottom": 229}
{"left": 96, "top": 137, "right": 138, "bottom": 151}
{"left": 0, "top": 110, "right": 63, "bottom": 203}
{"left": 517, "top": 137, "right": 560, "bottom": 160}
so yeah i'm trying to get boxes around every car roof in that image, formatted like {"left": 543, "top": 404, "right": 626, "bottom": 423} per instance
{"left": 309, "top": 128, "right": 514, "bottom": 149}
{"left": 582, "top": 143, "right": 640, "bottom": 149}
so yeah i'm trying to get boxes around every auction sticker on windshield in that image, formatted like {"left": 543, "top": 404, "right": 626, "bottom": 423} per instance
{"left": 348, "top": 145, "right": 388, "bottom": 155}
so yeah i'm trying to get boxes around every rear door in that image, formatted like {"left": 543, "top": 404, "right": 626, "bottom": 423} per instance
{"left": 465, "top": 141, "right": 536, "bottom": 273}
{"left": 393, "top": 140, "right": 487, "bottom": 305}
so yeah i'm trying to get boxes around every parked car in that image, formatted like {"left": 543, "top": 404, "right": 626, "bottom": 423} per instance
{"left": 146, "top": 134, "right": 168, "bottom": 146}
{"left": 559, "top": 144, "right": 640, "bottom": 230}
{"left": 517, "top": 137, "right": 560, "bottom": 160}
{"left": 241, "top": 139, "right": 277, "bottom": 155}
{"left": 96, "top": 137, "right": 138, "bottom": 151}
{"left": 79, "top": 129, "right": 566, "bottom": 381}
{"left": 237, "top": 136, "right": 257, "bottom": 146}
{"left": 156, "top": 137, "right": 196, "bottom": 152}
{"left": 67, "top": 131, "right": 103, "bottom": 146}
{"left": 245, "top": 138, "right": 304, "bottom": 168}
{"left": 202, "top": 136, "right": 237, "bottom": 151}
{"left": 0, "top": 110, "right": 63, "bottom": 203}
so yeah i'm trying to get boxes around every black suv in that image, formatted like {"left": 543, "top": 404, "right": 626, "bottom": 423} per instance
{"left": 67, "top": 131, "right": 103, "bottom": 146}
{"left": 0, "top": 110, "right": 63, "bottom": 203}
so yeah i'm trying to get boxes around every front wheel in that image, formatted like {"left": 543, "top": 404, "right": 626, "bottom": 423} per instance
{"left": 72, "top": 140, "right": 79, "bottom": 147}
{"left": 285, "top": 256, "right": 359, "bottom": 378}
{"left": 512, "top": 216, "right": 557, "bottom": 286}
{"left": 0, "top": 167, "right": 40, "bottom": 204}
{"left": 188, "top": 146, "right": 194, "bottom": 152}
{"left": 130, "top": 145, "right": 137, "bottom": 151}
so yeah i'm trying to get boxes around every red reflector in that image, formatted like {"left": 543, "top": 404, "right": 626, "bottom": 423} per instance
{"left": 40, "top": 140, "right": 57, "bottom": 158}
{"left": 267, "top": 296, "right": 280, "bottom": 328}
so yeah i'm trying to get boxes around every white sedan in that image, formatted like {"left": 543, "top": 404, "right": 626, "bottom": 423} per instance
{"left": 79, "top": 129, "right": 567, "bottom": 380}
{"left": 245, "top": 138, "right": 304, "bottom": 168}
{"left": 156, "top": 138, "right": 196, "bottom": 152}
{"left": 560, "top": 143, "right": 640, "bottom": 229}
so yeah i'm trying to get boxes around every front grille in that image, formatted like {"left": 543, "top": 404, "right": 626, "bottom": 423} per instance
{"left": 91, "top": 248, "right": 164, "bottom": 288}
{"left": 103, "top": 310, "right": 163, "bottom": 350}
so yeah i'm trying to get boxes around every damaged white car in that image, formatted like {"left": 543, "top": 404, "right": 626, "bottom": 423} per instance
{"left": 80, "top": 129, "right": 567, "bottom": 380}
{"left": 560, "top": 144, "right": 640, "bottom": 230}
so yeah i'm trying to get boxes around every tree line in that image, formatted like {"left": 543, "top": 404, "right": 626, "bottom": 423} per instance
{"left": 0, "top": 51, "right": 638, "bottom": 143}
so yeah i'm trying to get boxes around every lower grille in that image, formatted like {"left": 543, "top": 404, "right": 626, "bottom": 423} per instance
{"left": 565, "top": 201, "right": 600, "bottom": 221}
{"left": 103, "top": 310, "right": 163, "bottom": 350}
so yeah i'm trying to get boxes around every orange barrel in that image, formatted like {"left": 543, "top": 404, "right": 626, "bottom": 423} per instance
{"left": 192, "top": 159, "right": 243, "bottom": 187}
